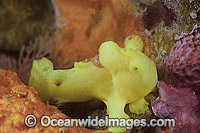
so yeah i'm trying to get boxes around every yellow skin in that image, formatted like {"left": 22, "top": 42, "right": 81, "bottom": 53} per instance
{"left": 29, "top": 35, "right": 157, "bottom": 132}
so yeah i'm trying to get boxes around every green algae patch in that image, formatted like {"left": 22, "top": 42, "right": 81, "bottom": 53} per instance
{"left": 0, "top": 0, "right": 55, "bottom": 51}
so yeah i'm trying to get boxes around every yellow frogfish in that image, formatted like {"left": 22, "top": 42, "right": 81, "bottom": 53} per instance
{"left": 29, "top": 35, "right": 158, "bottom": 132}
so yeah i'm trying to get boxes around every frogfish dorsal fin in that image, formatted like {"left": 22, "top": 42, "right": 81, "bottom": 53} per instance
{"left": 124, "top": 35, "right": 143, "bottom": 52}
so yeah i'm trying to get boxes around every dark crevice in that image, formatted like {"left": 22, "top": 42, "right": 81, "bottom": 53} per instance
{"left": 142, "top": 0, "right": 176, "bottom": 30}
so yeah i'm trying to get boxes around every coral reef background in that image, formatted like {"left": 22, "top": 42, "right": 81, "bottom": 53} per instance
{"left": 0, "top": 0, "right": 199, "bottom": 132}
{"left": 0, "top": 0, "right": 199, "bottom": 83}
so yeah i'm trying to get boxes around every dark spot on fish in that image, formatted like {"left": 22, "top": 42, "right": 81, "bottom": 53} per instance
{"left": 56, "top": 82, "right": 61, "bottom": 86}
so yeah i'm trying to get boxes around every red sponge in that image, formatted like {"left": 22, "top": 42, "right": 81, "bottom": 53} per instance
{"left": 152, "top": 81, "right": 200, "bottom": 132}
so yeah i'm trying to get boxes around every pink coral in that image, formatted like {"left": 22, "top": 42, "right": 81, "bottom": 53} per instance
{"left": 152, "top": 81, "right": 200, "bottom": 133}
{"left": 165, "top": 25, "right": 200, "bottom": 90}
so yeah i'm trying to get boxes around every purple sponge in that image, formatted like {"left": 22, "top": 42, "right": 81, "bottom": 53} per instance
{"left": 165, "top": 25, "right": 200, "bottom": 90}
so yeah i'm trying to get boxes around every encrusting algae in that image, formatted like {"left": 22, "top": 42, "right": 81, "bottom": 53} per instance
{"left": 29, "top": 35, "right": 158, "bottom": 132}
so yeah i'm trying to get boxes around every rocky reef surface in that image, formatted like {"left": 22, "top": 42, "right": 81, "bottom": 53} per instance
{"left": 152, "top": 25, "right": 200, "bottom": 132}
{"left": 0, "top": 0, "right": 199, "bottom": 132}
{"left": 0, "top": 0, "right": 56, "bottom": 51}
